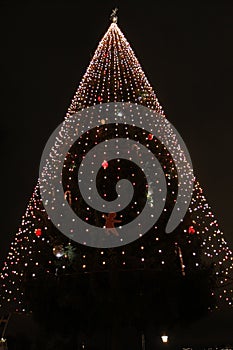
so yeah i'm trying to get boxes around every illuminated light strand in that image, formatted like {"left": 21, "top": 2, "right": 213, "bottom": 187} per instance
{"left": 176, "top": 244, "right": 186, "bottom": 276}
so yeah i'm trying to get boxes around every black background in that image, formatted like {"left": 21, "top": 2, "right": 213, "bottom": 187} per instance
{"left": 1, "top": 0, "right": 233, "bottom": 270}
{"left": 0, "top": 0, "right": 233, "bottom": 342}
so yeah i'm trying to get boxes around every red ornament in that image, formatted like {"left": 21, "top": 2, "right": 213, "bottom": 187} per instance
{"left": 148, "top": 133, "right": 153, "bottom": 140}
{"left": 102, "top": 160, "right": 108, "bottom": 169}
{"left": 188, "top": 226, "right": 195, "bottom": 234}
{"left": 97, "top": 96, "right": 103, "bottom": 102}
{"left": 34, "top": 228, "right": 42, "bottom": 237}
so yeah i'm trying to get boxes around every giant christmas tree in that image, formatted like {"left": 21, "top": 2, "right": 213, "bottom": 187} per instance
{"left": 1, "top": 10, "right": 233, "bottom": 349}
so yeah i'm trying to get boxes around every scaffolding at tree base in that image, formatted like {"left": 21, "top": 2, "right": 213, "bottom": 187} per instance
{"left": 0, "top": 314, "right": 10, "bottom": 350}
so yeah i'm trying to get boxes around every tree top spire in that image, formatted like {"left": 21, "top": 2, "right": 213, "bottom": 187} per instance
{"left": 110, "top": 7, "right": 118, "bottom": 23}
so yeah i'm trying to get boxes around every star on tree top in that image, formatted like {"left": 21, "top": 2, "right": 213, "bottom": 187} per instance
{"left": 110, "top": 8, "right": 118, "bottom": 23}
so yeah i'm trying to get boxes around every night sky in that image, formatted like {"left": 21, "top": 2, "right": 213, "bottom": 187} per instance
{"left": 1, "top": 0, "right": 233, "bottom": 343}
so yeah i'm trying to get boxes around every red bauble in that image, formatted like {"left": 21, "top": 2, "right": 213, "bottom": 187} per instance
{"left": 148, "top": 133, "right": 153, "bottom": 140}
{"left": 97, "top": 96, "right": 103, "bottom": 102}
{"left": 188, "top": 226, "right": 195, "bottom": 234}
{"left": 102, "top": 160, "right": 108, "bottom": 169}
{"left": 34, "top": 228, "right": 42, "bottom": 237}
